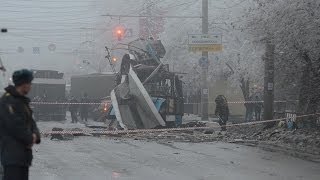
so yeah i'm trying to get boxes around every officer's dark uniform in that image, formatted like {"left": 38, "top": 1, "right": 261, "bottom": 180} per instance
{"left": 0, "top": 74, "right": 41, "bottom": 180}
{"left": 215, "top": 95, "right": 229, "bottom": 131}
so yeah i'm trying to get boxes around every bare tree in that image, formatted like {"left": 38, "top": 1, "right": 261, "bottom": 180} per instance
{"left": 245, "top": 0, "right": 320, "bottom": 126}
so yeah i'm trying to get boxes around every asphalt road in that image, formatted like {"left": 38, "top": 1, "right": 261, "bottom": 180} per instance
{"left": 30, "top": 137, "right": 320, "bottom": 180}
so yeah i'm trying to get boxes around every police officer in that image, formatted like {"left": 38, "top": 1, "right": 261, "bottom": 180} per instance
{"left": 0, "top": 162, "right": 3, "bottom": 180}
{"left": 0, "top": 69, "right": 41, "bottom": 180}
{"left": 215, "top": 95, "right": 229, "bottom": 131}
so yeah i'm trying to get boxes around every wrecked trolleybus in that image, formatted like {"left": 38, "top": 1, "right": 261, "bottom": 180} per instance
{"left": 106, "top": 38, "right": 184, "bottom": 129}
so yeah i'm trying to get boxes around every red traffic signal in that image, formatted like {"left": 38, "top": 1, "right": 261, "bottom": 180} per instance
{"left": 114, "top": 26, "right": 125, "bottom": 41}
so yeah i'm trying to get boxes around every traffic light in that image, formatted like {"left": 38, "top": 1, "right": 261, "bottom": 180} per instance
{"left": 111, "top": 57, "right": 118, "bottom": 64}
{"left": 114, "top": 26, "right": 125, "bottom": 41}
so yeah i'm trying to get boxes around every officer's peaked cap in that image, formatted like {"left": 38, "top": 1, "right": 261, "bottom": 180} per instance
{"left": 12, "top": 69, "right": 34, "bottom": 86}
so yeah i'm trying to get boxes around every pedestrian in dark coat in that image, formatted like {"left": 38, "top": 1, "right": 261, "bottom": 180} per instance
{"left": 0, "top": 69, "right": 41, "bottom": 180}
{"left": 245, "top": 95, "right": 254, "bottom": 122}
{"left": 215, "top": 95, "right": 229, "bottom": 131}
{"left": 254, "top": 95, "right": 263, "bottom": 121}
{"left": 80, "top": 93, "right": 89, "bottom": 122}
{"left": 69, "top": 96, "right": 79, "bottom": 123}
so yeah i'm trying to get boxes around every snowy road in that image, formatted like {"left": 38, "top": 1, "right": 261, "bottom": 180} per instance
{"left": 30, "top": 137, "right": 320, "bottom": 180}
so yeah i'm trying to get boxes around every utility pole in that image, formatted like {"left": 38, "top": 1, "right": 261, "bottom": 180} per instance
{"left": 201, "top": 0, "right": 209, "bottom": 120}
{"left": 263, "top": 42, "right": 275, "bottom": 127}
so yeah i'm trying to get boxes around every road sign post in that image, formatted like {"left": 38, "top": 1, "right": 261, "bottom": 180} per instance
{"left": 188, "top": 10, "right": 223, "bottom": 120}
{"left": 201, "top": 0, "right": 209, "bottom": 121}
{"left": 198, "top": 56, "right": 209, "bottom": 68}
{"left": 264, "top": 43, "right": 275, "bottom": 128}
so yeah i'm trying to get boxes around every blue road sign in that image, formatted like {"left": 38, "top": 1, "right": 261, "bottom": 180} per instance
{"left": 199, "top": 56, "right": 208, "bottom": 67}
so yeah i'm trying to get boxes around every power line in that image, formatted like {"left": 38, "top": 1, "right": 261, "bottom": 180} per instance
{"left": 163, "top": 0, "right": 198, "bottom": 10}
{"left": 0, "top": 17, "right": 103, "bottom": 23}
{"left": 7, "top": 27, "right": 112, "bottom": 31}
{"left": 5, "top": 33, "right": 82, "bottom": 43}
{"left": 1, "top": 2, "right": 106, "bottom": 9}
{"left": 0, "top": 13, "right": 102, "bottom": 19}
{"left": 210, "top": 0, "right": 248, "bottom": 9}
{"left": 102, "top": 14, "right": 202, "bottom": 19}
{"left": 0, "top": 21, "right": 102, "bottom": 27}
{"left": 1, "top": 0, "right": 206, "bottom": 55}
{"left": 0, "top": 9, "right": 101, "bottom": 14}
{"left": 2, "top": 0, "right": 107, "bottom": 2}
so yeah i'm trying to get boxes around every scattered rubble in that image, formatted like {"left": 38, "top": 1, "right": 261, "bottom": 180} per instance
{"left": 49, "top": 127, "right": 91, "bottom": 140}
{"left": 44, "top": 121, "right": 320, "bottom": 161}
{"left": 180, "top": 121, "right": 206, "bottom": 128}
{"left": 111, "top": 123, "right": 320, "bottom": 161}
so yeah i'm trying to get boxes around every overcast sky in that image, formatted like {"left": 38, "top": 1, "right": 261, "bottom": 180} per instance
{"left": 0, "top": 0, "right": 143, "bottom": 73}
{"left": 0, "top": 0, "right": 244, "bottom": 87}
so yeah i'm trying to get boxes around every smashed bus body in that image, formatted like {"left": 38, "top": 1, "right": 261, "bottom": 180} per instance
{"left": 107, "top": 38, "right": 184, "bottom": 129}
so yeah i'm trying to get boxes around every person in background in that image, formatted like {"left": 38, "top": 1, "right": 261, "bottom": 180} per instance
{"left": 32, "top": 96, "right": 41, "bottom": 121}
{"left": 69, "top": 96, "right": 79, "bottom": 123}
{"left": 80, "top": 93, "right": 89, "bottom": 123}
{"left": 245, "top": 95, "right": 254, "bottom": 122}
{"left": 254, "top": 95, "right": 263, "bottom": 121}
{"left": 42, "top": 90, "right": 47, "bottom": 102}
{"left": 215, "top": 95, "right": 229, "bottom": 131}
{"left": 0, "top": 69, "right": 41, "bottom": 180}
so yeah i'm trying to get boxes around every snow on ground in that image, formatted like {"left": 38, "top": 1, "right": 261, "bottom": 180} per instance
{"left": 30, "top": 136, "right": 320, "bottom": 180}
{"left": 37, "top": 112, "right": 107, "bottom": 132}
{"left": 183, "top": 114, "right": 218, "bottom": 123}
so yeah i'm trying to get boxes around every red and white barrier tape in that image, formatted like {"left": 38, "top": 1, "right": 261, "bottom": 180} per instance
{"left": 185, "top": 100, "right": 284, "bottom": 105}
{"left": 31, "top": 102, "right": 109, "bottom": 105}
{"left": 204, "top": 100, "right": 291, "bottom": 104}
{"left": 32, "top": 100, "right": 293, "bottom": 105}
{"left": 40, "top": 113, "right": 320, "bottom": 135}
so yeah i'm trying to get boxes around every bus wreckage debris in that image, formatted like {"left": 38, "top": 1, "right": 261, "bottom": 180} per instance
{"left": 106, "top": 38, "right": 184, "bottom": 130}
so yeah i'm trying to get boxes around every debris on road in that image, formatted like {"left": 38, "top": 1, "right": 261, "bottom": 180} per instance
{"left": 50, "top": 127, "right": 65, "bottom": 140}
{"left": 41, "top": 120, "right": 320, "bottom": 161}
{"left": 181, "top": 121, "right": 207, "bottom": 128}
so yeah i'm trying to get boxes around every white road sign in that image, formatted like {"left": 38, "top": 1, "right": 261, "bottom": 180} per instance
{"left": 267, "top": 83, "right": 273, "bottom": 91}
{"left": 188, "top": 34, "right": 222, "bottom": 45}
